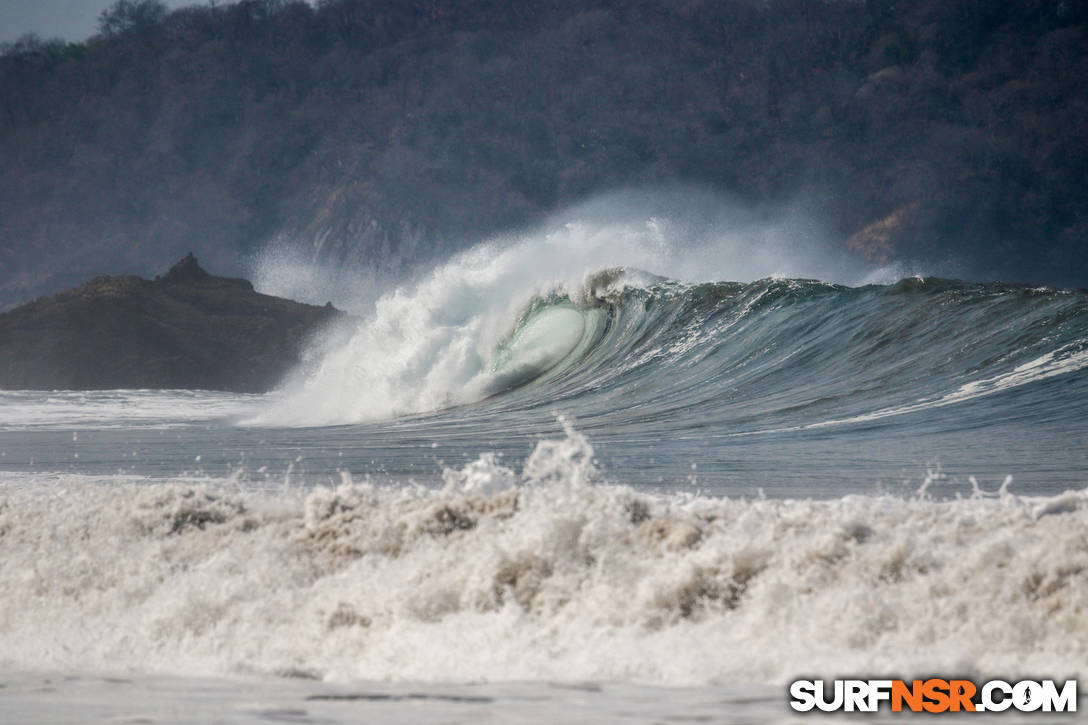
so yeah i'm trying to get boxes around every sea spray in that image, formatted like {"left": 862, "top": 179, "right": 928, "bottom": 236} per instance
{"left": 250, "top": 226, "right": 660, "bottom": 425}
{"left": 1, "top": 423, "right": 1086, "bottom": 686}
{"left": 249, "top": 194, "right": 918, "bottom": 426}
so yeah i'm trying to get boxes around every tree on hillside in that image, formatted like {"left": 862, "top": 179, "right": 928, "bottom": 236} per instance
{"left": 98, "top": 0, "right": 170, "bottom": 37}
{"left": 0, "top": 33, "right": 51, "bottom": 57}
{"left": 0, "top": 33, "right": 85, "bottom": 66}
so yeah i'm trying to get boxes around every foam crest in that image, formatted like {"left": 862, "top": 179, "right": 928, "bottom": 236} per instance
{"left": 1, "top": 425, "right": 1086, "bottom": 686}
{"left": 250, "top": 220, "right": 675, "bottom": 426}
{"left": 248, "top": 187, "right": 899, "bottom": 427}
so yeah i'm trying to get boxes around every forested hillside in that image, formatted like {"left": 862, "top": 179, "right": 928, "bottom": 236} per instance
{"left": 2, "top": 0, "right": 1087, "bottom": 306}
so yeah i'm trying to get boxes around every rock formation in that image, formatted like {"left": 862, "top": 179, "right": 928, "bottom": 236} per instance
{"left": 0, "top": 254, "right": 343, "bottom": 392}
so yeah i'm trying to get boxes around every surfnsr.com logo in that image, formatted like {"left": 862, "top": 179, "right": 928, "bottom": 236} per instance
{"left": 789, "top": 679, "right": 1077, "bottom": 713}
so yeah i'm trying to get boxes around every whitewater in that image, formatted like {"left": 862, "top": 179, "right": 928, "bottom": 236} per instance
{"left": 2, "top": 208, "right": 1087, "bottom": 722}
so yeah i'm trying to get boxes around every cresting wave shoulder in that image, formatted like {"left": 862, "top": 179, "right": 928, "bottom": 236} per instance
{"left": 509, "top": 275, "right": 1088, "bottom": 435}
{"left": 1, "top": 424, "right": 1086, "bottom": 685}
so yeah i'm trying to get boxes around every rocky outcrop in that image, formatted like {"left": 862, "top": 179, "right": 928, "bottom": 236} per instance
{"left": 0, "top": 254, "right": 343, "bottom": 392}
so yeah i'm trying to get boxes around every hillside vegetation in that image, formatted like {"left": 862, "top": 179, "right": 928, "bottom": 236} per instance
{"left": 2, "top": 0, "right": 1087, "bottom": 305}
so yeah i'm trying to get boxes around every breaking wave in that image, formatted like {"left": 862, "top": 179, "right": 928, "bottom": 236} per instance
{"left": 1, "top": 422, "right": 1086, "bottom": 686}
{"left": 252, "top": 231, "right": 1088, "bottom": 434}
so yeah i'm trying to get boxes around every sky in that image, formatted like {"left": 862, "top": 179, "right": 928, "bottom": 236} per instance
{"left": 0, "top": 0, "right": 194, "bottom": 44}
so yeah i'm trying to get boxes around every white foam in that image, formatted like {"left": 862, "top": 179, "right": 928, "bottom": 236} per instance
{"left": 248, "top": 223, "right": 670, "bottom": 426}
{"left": 248, "top": 191, "right": 890, "bottom": 427}
{"left": 0, "top": 390, "right": 262, "bottom": 430}
{"left": 1, "top": 424, "right": 1085, "bottom": 687}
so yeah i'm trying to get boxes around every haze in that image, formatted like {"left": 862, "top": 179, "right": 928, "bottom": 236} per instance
{"left": 0, "top": 0, "right": 190, "bottom": 43}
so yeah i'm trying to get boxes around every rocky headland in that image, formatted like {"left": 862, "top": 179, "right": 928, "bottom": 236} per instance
{"left": 0, "top": 254, "right": 343, "bottom": 392}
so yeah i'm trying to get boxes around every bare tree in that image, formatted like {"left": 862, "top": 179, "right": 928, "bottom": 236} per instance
{"left": 98, "top": 0, "right": 170, "bottom": 37}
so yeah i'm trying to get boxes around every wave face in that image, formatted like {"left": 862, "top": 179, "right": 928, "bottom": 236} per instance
{"left": 255, "top": 248, "right": 1088, "bottom": 439}
{"left": 2, "top": 426, "right": 1087, "bottom": 686}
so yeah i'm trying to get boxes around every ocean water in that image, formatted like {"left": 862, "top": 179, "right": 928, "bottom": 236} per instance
{"left": 2, "top": 227, "right": 1088, "bottom": 722}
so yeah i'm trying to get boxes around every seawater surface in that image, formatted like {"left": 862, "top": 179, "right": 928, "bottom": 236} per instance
{"left": 2, "top": 242, "right": 1088, "bottom": 722}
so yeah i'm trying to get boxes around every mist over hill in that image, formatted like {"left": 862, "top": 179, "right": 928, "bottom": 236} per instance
{"left": 2, "top": 0, "right": 1086, "bottom": 308}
